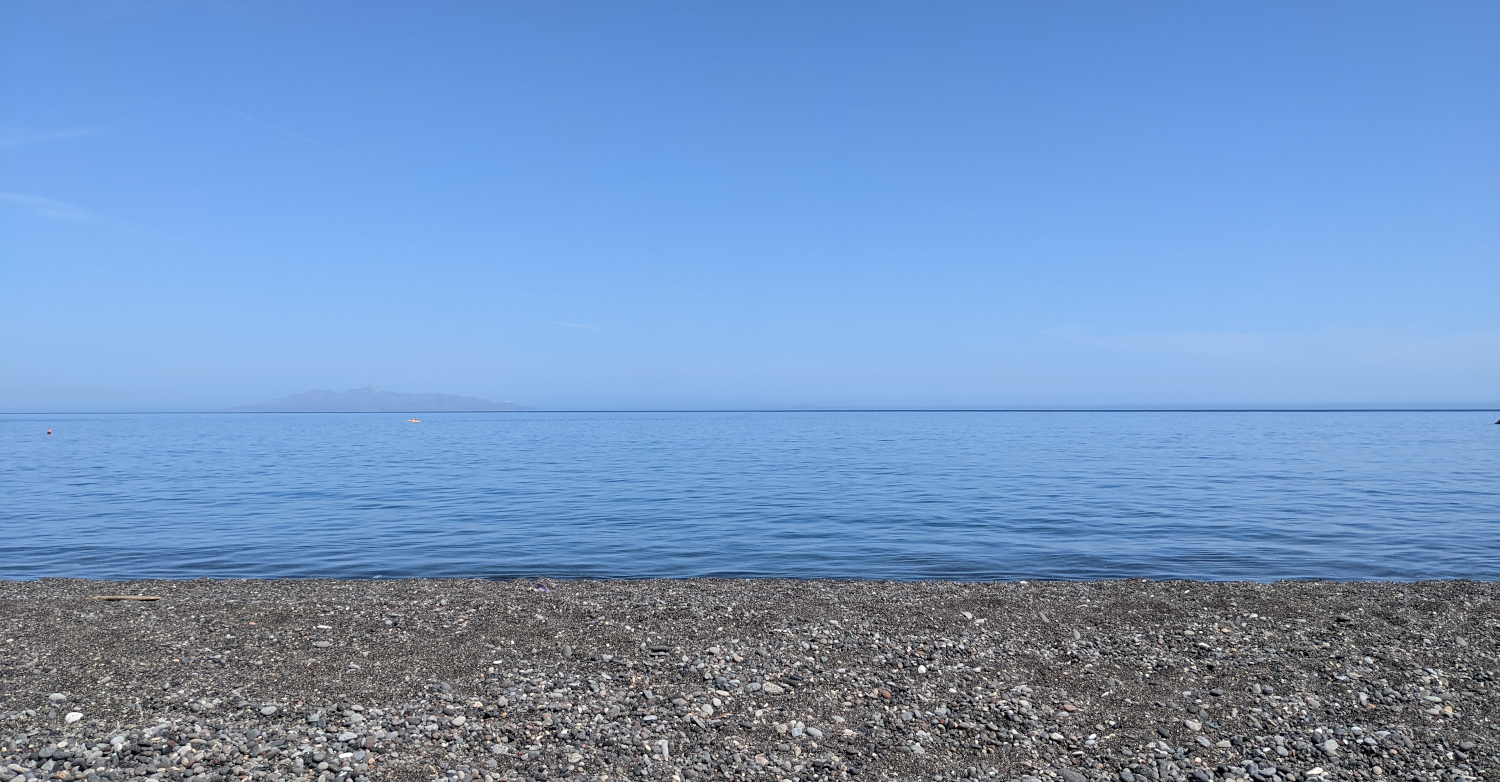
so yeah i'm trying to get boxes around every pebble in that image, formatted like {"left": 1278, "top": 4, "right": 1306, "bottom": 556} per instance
{"left": 0, "top": 578, "right": 1490, "bottom": 782}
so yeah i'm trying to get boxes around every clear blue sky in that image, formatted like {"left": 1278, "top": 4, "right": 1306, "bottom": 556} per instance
{"left": 3, "top": 2, "right": 1497, "bottom": 411}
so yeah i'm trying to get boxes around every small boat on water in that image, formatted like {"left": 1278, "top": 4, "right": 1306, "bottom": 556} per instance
{"left": 407, "top": 418, "right": 421, "bottom": 423}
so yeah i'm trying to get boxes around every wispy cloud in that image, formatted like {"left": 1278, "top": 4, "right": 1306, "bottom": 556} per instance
{"left": 0, "top": 127, "right": 102, "bottom": 150}
{"left": 225, "top": 110, "right": 351, "bottom": 157}
{"left": 0, "top": 192, "right": 148, "bottom": 235}
{"left": 0, "top": 192, "right": 105, "bottom": 223}
{"left": 554, "top": 321, "right": 602, "bottom": 330}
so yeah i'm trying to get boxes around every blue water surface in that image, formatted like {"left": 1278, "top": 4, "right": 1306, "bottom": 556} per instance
{"left": 2, "top": 411, "right": 1496, "bottom": 581}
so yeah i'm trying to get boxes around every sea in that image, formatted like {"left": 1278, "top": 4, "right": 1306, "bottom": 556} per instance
{"left": 3, "top": 411, "right": 1497, "bottom": 582}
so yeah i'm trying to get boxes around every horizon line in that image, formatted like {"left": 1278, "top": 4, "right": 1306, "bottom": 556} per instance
{"left": 3, "top": 407, "right": 1498, "bottom": 415}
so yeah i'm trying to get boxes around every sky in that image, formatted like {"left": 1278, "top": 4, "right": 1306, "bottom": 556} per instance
{"left": 2, "top": 1, "right": 1497, "bottom": 411}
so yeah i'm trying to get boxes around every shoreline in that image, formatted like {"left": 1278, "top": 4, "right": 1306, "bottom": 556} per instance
{"left": 1, "top": 579, "right": 1493, "bottom": 782}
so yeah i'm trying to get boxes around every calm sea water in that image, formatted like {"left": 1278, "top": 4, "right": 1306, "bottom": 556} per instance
{"left": 3, "top": 411, "right": 1497, "bottom": 582}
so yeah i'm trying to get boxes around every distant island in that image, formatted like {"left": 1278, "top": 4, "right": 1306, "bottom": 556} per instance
{"left": 227, "top": 386, "right": 531, "bottom": 412}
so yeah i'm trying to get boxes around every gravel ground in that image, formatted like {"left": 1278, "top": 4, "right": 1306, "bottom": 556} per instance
{"left": 0, "top": 579, "right": 1494, "bottom": 782}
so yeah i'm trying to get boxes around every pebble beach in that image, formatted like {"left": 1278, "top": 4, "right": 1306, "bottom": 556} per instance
{"left": 1, "top": 579, "right": 1493, "bottom": 782}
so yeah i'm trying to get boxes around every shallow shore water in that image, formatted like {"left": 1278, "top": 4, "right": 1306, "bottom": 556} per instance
{"left": 1, "top": 579, "right": 1493, "bottom": 782}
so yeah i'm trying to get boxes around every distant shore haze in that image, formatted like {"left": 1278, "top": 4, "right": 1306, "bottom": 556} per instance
{"left": 227, "top": 386, "right": 530, "bottom": 412}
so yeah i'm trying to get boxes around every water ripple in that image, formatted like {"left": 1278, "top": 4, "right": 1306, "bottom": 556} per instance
{"left": 2, "top": 411, "right": 1496, "bottom": 581}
